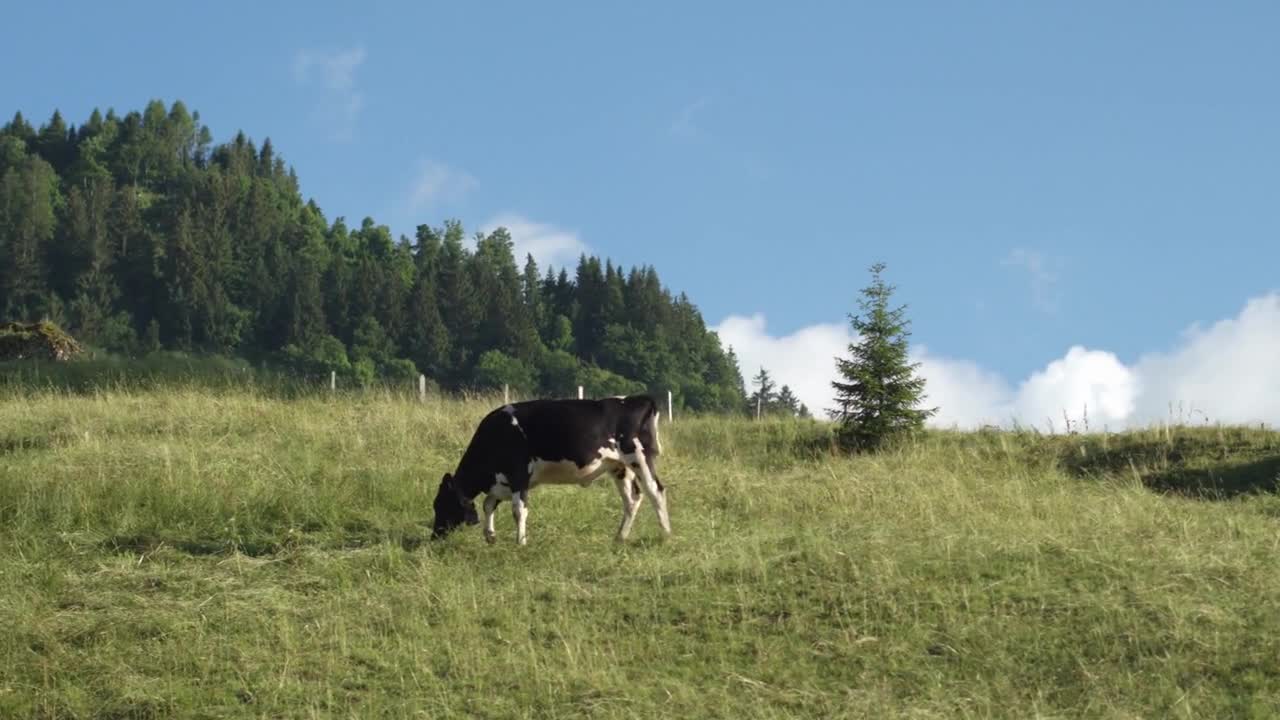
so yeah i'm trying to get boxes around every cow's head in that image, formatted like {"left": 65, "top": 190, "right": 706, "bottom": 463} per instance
{"left": 431, "top": 472, "right": 479, "bottom": 539}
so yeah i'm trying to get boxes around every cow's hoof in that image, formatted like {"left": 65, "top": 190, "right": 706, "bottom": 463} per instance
{"left": 484, "top": 533, "right": 496, "bottom": 545}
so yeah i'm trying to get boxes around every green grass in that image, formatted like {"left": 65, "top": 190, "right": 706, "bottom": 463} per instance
{"left": 3, "top": 388, "right": 1280, "bottom": 718}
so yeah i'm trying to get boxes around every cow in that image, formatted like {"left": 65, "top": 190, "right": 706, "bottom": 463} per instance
{"left": 430, "top": 394, "right": 671, "bottom": 545}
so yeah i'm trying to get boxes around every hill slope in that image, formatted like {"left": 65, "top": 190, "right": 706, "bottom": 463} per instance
{"left": 3, "top": 389, "right": 1280, "bottom": 717}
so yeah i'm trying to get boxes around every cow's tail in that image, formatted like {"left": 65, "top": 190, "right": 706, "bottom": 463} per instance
{"left": 651, "top": 400, "right": 663, "bottom": 455}
{"left": 645, "top": 394, "right": 665, "bottom": 450}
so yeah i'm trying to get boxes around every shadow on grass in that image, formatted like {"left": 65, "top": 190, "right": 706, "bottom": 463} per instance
{"left": 1058, "top": 432, "right": 1280, "bottom": 500}
{"left": 610, "top": 535, "right": 670, "bottom": 551}
{"left": 100, "top": 526, "right": 399, "bottom": 558}
{"left": 0, "top": 431, "right": 73, "bottom": 456}
{"left": 1142, "top": 456, "right": 1280, "bottom": 498}
{"left": 101, "top": 534, "right": 283, "bottom": 558}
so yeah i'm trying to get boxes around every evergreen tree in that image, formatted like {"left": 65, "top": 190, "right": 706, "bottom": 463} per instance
{"left": 284, "top": 263, "right": 325, "bottom": 347}
{"left": 748, "top": 366, "right": 777, "bottom": 417}
{"left": 112, "top": 184, "right": 162, "bottom": 336}
{"left": 412, "top": 224, "right": 443, "bottom": 273}
{"left": 473, "top": 227, "right": 540, "bottom": 362}
{"left": 435, "top": 219, "right": 482, "bottom": 380}
{"left": 35, "top": 110, "right": 73, "bottom": 173}
{"left": 4, "top": 112, "right": 37, "bottom": 148}
{"left": 573, "top": 255, "right": 607, "bottom": 361}
{"left": 776, "top": 385, "right": 801, "bottom": 417}
{"left": 521, "top": 254, "right": 543, "bottom": 336}
{"left": 64, "top": 176, "right": 119, "bottom": 340}
{"left": 321, "top": 218, "right": 354, "bottom": 342}
{"left": 719, "top": 346, "right": 748, "bottom": 410}
{"left": 0, "top": 154, "right": 59, "bottom": 319}
{"left": 351, "top": 314, "right": 396, "bottom": 367}
{"left": 406, "top": 280, "right": 449, "bottom": 379}
{"left": 830, "top": 262, "right": 936, "bottom": 450}
{"left": 603, "top": 260, "right": 625, "bottom": 327}
{"left": 163, "top": 208, "right": 199, "bottom": 348}
{"left": 278, "top": 202, "right": 328, "bottom": 348}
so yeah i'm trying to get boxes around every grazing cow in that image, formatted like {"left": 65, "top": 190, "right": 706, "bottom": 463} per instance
{"left": 430, "top": 394, "right": 671, "bottom": 545}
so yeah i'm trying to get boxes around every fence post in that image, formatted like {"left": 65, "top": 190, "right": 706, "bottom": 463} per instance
{"left": 330, "top": 370, "right": 336, "bottom": 393}
{"left": 668, "top": 390, "right": 673, "bottom": 424}
{"left": 578, "top": 385, "right": 584, "bottom": 400}
{"left": 504, "top": 384, "right": 510, "bottom": 404}
{"left": 418, "top": 374, "right": 426, "bottom": 403}
{"left": 756, "top": 395, "right": 761, "bottom": 420}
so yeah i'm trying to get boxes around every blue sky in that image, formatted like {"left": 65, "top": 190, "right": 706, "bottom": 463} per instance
{"left": 6, "top": 2, "right": 1280, "bottom": 425}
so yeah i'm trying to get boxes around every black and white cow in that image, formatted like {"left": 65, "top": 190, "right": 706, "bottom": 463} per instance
{"left": 430, "top": 394, "right": 671, "bottom": 545}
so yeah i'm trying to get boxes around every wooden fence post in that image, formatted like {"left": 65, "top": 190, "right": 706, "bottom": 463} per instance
{"left": 330, "top": 371, "right": 336, "bottom": 393}
{"left": 418, "top": 374, "right": 426, "bottom": 402}
{"left": 504, "top": 384, "right": 510, "bottom": 404}
{"left": 668, "top": 390, "right": 673, "bottom": 424}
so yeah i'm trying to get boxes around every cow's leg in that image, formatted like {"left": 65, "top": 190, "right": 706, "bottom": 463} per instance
{"left": 511, "top": 490, "right": 529, "bottom": 546}
{"left": 632, "top": 448, "right": 671, "bottom": 536}
{"left": 613, "top": 470, "right": 644, "bottom": 542}
{"left": 503, "top": 459, "right": 533, "bottom": 546}
{"left": 482, "top": 494, "right": 500, "bottom": 544}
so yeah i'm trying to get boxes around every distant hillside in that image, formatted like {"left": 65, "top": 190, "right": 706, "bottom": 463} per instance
{"left": 0, "top": 101, "right": 746, "bottom": 410}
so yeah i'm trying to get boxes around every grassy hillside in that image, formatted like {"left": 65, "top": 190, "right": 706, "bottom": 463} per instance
{"left": 3, "top": 388, "right": 1280, "bottom": 718}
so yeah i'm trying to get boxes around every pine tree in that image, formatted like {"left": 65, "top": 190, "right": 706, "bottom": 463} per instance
{"left": 407, "top": 274, "right": 450, "bottom": 379}
{"left": 727, "top": 348, "right": 747, "bottom": 409}
{"left": 748, "top": 366, "right": 777, "bottom": 417}
{"left": 285, "top": 264, "right": 326, "bottom": 347}
{"left": 573, "top": 255, "right": 607, "bottom": 361}
{"left": 830, "top": 262, "right": 936, "bottom": 450}
{"left": 776, "top": 385, "right": 801, "bottom": 417}
{"left": 35, "top": 110, "right": 73, "bottom": 173}
{"left": 0, "top": 154, "right": 59, "bottom": 320}
{"left": 164, "top": 208, "right": 199, "bottom": 349}
{"left": 472, "top": 226, "right": 540, "bottom": 363}
{"left": 436, "top": 219, "right": 482, "bottom": 380}
{"left": 65, "top": 176, "right": 119, "bottom": 341}
{"left": 521, "top": 254, "right": 544, "bottom": 335}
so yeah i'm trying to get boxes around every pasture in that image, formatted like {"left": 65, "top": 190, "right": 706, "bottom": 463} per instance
{"left": 3, "top": 385, "right": 1280, "bottom": 718}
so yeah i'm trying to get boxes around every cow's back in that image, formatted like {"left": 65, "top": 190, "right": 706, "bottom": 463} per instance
{"left": 511, "top": 399, "right": 614, "bottom": 466}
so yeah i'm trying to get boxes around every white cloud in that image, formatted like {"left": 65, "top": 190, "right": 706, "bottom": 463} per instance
{"left": 479, "top": 214, "right": 590, "bottom": 270}
{"left": 293, "top": 46, "right": 366, "bottom": 140}
{"left": 670, "top": 97, "right": 710, "bottom": 138}
{"left": 912, "top": 351, "right": 1014, "bottom": 428}
{"left": 1002, "top": 248, "right": 1060, "bottom": 313}
{"left": 714, "top": 292, "right": 1280, "bottom": 430}
{"left": 1011, "top": 347, "right": 1138, "bottom": 430}
{"left": 408, "top": 159, "right": 477, "bottom": 212}
{"left": 1131, "top": 294, "right": 1280, "bottom": 426}
{"left": 294, "top": 47, "right": 366, "bottom": 90}
{"left": 714, "top": 314, "right": 853, "bottom": 418}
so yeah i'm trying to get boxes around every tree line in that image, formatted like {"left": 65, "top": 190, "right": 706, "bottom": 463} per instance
{"left": 747, "top": 367, "right": 812, "bottom": 419}
{"left": 0, "top": 101, "right": 747, "bottom": 411}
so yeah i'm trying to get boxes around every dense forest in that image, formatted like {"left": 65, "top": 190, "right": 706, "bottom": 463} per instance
{"left": 0, "top": 100, "right": 749, "bottom": 411}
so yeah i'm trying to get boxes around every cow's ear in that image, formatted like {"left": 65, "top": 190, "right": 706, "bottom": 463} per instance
{"left": 441, "top": 472, "right": 453, "bottom": 485}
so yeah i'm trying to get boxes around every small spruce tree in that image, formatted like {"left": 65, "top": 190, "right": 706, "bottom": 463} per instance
{"left": 830, "top": 262, "right": 936, "bottom": 450}
{"left": 748, "top": 366, "right": 777, "bottom": 418}
{"left": 776, "top": 384, "right": 801, "bottom": 417}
